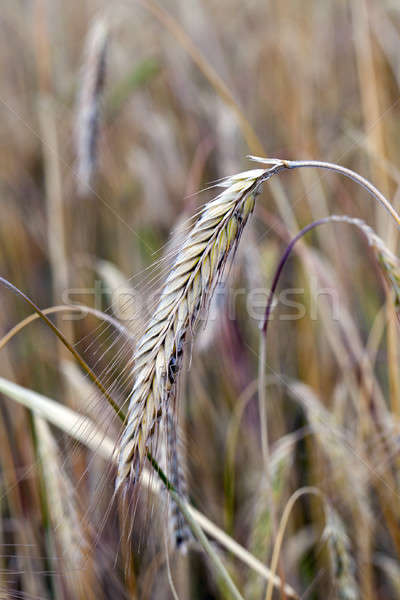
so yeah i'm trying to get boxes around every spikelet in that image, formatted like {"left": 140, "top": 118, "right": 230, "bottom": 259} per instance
{"left": 75, "top": 16, "right": 108, "bottom": 195}
{"left": 116, "top": 167, "right": 268, "bottom": 489}
{"left": 164, "top": 408, "right": 192, "bottom": 551}
{"left": 323, "top": 504, "right": 359, "bottom": 600}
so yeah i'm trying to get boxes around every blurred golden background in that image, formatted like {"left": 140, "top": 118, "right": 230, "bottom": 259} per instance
{"left": 2, "top": 1, "right": 400, "bottom": 598}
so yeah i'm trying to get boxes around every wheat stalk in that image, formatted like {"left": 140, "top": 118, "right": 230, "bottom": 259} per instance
{"left": 249, "top": 156, "right": 400, "bottom": 227}
{"left": 116, "top": 167, "right": 275, "bottom": 488}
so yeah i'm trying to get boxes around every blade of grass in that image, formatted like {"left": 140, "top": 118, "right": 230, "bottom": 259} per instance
{"left": 265, "top": 487, "right": 320, "bottom": 600}
{"left": 0, "top": 375, "right": 298, "bottom": 599}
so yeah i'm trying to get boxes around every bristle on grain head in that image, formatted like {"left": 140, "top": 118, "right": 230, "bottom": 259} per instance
{"left": 116, "top": 168, "right": 269, "bottom": 491}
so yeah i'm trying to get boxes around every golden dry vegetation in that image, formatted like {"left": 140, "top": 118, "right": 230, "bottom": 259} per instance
{"left": 1, "top": 1, "right": 400, "bottom": 598}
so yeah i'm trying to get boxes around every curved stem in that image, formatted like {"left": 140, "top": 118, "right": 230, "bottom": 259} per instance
{"left": 265, "top": 487, "right": 321, "bottom": 600}
{"left": 0, "top": 304, "right": 134, "bottom": 351}
{"left": 261, "top": 217, "right": 335, "bottom": 337}
{"left": 260, "top": 213, "right": 398, "bottom": 341}
{"left": 0, "top": 276, "right": 125, "bottom": 421}
{"left": 253, "top": 157, "right": 400, "bottom": 228}
{"left": 285, "top": 159, "right": 400, "bottom": 228}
